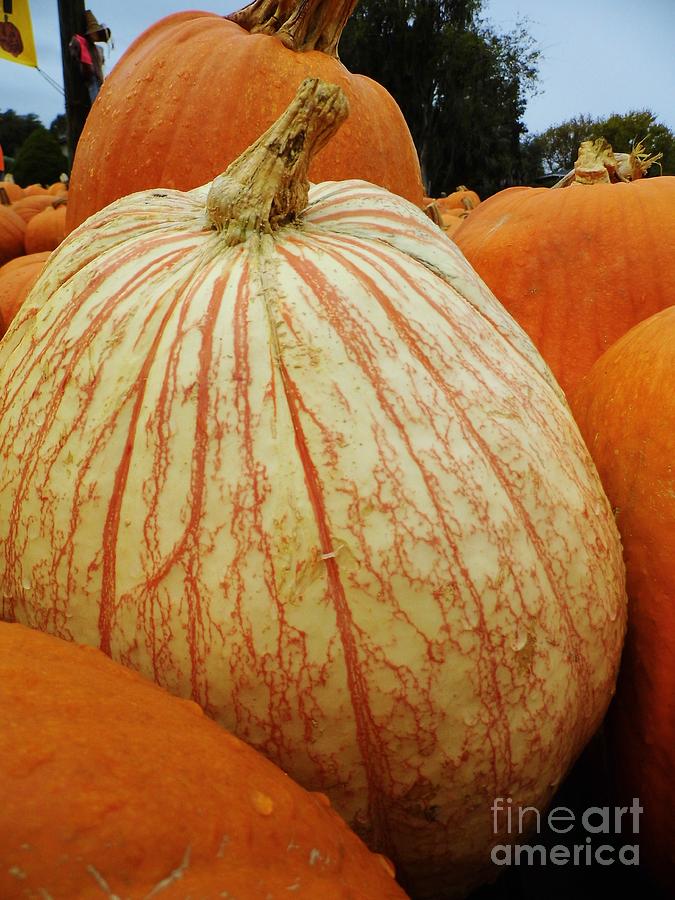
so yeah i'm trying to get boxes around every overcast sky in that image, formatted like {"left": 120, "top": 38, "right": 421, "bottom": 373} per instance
{"left": 1, "top": 0, "right": 673, "bottom": 137}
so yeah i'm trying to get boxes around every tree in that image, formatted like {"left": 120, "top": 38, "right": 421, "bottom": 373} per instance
{"left": 0, "top": 109, "right": 43, "bottom": 158}
{"left": 339, "top": 0, "right": 540, "bottom": 197}
{"left": 12, "top": 128, "right": 68, "bottom": 187}
{"left": 49, "top": 114, "right": 68, "bottom": 147}
{"left": 526, "top": 110, "right": 674, "bottom": 179}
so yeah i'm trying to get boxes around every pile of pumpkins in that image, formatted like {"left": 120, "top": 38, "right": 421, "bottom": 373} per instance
{"left": 0, "top": 179, "right": 67, "bottom": 336}
{"left": 0, "top": 1, "right": 672, "bottom": 898}
{"left": 423, "top": 186, "right": 481, "bottom": 237}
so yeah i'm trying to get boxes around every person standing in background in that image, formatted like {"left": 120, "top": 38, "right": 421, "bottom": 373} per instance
{"left": 68, "top": 10, "right": 111, "bottom": 107}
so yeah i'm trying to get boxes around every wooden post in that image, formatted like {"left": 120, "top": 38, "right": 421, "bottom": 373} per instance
{"left": 57, "top": 0, "right": 89, "bottom": 166}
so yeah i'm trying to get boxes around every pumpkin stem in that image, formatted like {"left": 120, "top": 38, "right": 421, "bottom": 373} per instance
{"left": 552, "top": 137, "right": 663, "bottom": 188}
{"left": 227, "top": 0, "right": 358, "bottom": 57}
{"left": 206, "top": 77, "right": 349, "bottom": 246}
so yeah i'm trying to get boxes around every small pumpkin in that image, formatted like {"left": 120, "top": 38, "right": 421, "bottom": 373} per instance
{"left": 24, "top": 204, "right": 67, "bottom": 254}
{"left": 9, "top": 194, "right": 58, "bottom": 224}
{"left": 436, "top": 185, "right": 480, "bottom": 212}
{"left": 21, "top": 183, "right": 49, "bottom": 197}
{"left": 571, "top": 307, "right": 675, "bottom": 886}
{"left": 0, "top": 181, "right": 23, "bottom": 203}
{"left": 0, "top": 251, "right": 50, "bottom": 336}
{"left": 0, "top": 205, "right": 25, "bottom": 266}
{"left": 453, "top": 141, "right": 675, "bottom": 395}
{"left": 66, "top": 0, "right": 425, "bottom": 232}
{"left": 440, "top": 214, "right": 466, "bottom": 238}
{"left": 0, "top": 621, "right": 406, "bottom": 899}
{"left": 0, "top": 79, "right": 626, "bottom": 898}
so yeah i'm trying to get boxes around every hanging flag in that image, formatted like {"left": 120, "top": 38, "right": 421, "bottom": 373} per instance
{"left": 0, "top": 0, "right": 37, "bottom": 68}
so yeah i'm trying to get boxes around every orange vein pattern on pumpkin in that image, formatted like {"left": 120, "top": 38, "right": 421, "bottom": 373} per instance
{"left": 276, "top": 236, "right": 514, "bottom": 787}
{"left": 0, "top": 237, "right": 201, "bottom": 634}
{"left": 277, "top": 225, "right": 621, "bottom": 794}
{"left": 224, "top": 257, "right": 323, "bottom": 763}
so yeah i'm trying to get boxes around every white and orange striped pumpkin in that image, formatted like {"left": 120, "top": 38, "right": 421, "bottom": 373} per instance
{"left": 0, "top": 81, "right": 625, "bottom": 898}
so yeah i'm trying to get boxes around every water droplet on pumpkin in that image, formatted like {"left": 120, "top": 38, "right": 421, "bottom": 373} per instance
{"left": 21, "top": 577, "right": 31, "bottom": 592}
{"left": 251, "top": 790, "right": 274, "bottom": 816}
{"left": 311, "top": 791, "right": 331, "bottom": 808}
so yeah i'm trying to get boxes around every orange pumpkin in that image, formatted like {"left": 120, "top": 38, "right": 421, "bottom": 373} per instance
{"left": 66, "top": 0, "right": 424, "bottom": 232}
{"left": 441, "top": 214, "right": 465, "bottom": 237}
{"left": 571, "top": 307, "right": 675, "bottom": 886}
{"left": 9, "top": 194, "right": 58, "bottom": 224}
{"left": 436, "top": 186, "right": 480, "bottom": 212}
{"left": 0, "top": 251, "right": 50, "bottom": 336}
{"left": 21, "top": 183, "right": 49, "bottom": 196}
{"left": 0, "top": 621, "right": 406, "bottom": 899}
{"left": 0, "top": 181, "right": 23, "bottom": 203}
{"left": 0, "top": 206, "right": 25, "bottom": 266}
{"left": 453, "top": 162, "right": 675, "bottom": 395}
{"left": 24, "top": 204, "right": 67, "bottom": 254}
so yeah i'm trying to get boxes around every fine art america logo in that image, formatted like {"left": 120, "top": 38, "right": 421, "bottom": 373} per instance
{"left": 490, "top": 797, "right": 643, "bottom": 866}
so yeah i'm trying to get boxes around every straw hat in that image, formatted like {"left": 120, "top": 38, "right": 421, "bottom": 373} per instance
{"left": 84, "top": 10, "right": 111, "bottom": 41}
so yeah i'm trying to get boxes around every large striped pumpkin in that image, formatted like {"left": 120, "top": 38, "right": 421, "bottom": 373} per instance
{"left": 0, "top": 80, "right": 626, "bottom": 898}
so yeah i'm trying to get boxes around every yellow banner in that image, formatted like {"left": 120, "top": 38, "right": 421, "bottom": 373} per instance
{"left": 0, "top": 0, "right": 37, "bottom": 68}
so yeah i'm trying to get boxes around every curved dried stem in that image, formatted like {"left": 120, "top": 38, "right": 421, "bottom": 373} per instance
{"left": 552, "top": 137, "right": 663, "bottom": 189}
{"left": 228, "top": 0, "right": 358, "bottom": 57}
{"left": 206, "top": 78, "right": 349, "bottom": 246}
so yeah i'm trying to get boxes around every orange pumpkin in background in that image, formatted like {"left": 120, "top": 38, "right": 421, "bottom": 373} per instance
{"left": 436, "top": 186, "right": 480, "bottom": 211}
{"left": 0, "top": 181, "right": 23, "bottom": 203}
{"left": 9, "top": 194, "right": 58, "bottom": 224}
{"left": 0, "top": 206, "right": 25, "bottom": 266}
{"left": 0, "top": 621, "right": 407, "bottom": 899}
{"left": 453, "top": 142, "right": 675, "bottom": 395}
{"left": 21, "top": 183, "right": 49, "bottom": 197}
{"left": 0, "top": 251, "right": 50, "bottom": 336}
{"left": 571, "top": 307, "right": 675, "bottom": 887}
{"left": 66, "top": 0, "right": 424, "bottom": 231}
{"left": 24, "top": 204, "right": 67, "bottom": 254}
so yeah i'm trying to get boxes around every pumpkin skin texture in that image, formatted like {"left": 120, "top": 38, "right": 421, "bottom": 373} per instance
{"left": 0, "top": 87, "right": 626, "bottom": 898}
{"left": 452, "top": 177, "right": 675, "bottom": 395}
{"left": 571, "top": 308, "right": 675, "bottom": 885}
{"left": 0, "top": 621, "right": 406, "bottom": 899}
{"left": 0, "top": 251, "right": 50, "bottom": 336}
{"left": 65, "top": 7, "right": 425, "bottom": 232}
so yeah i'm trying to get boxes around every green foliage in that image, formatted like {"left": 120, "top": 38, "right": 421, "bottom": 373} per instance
{"left": 49, "top": 114, "right": 68, "bottom": 147}
{"left": 339, "top": 0, "right": 540, "bottom": 197}
{"left": 0, "top": 109, "right": 43, "bottom": 158}
{"left": 525, "top": 110, "right": 675, "bottom": 179}
{"left": 12, "top": 127, "right": 67, "bottom": 188}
